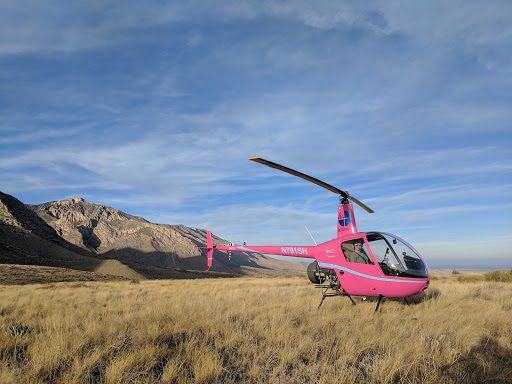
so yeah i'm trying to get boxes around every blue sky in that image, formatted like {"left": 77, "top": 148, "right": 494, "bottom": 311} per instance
{"left": 1, "top": 1, "right": 511, "bottom": 269}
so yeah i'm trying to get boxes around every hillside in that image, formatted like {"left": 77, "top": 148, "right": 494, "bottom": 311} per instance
{"left": 0, "top": 192, "right": 108, "bottom": 272}
{"left": 29, "top": 197, "right": 306, "bottom": 275}
{"left": 0, "top": 192, "right": 305, "bottom": 282}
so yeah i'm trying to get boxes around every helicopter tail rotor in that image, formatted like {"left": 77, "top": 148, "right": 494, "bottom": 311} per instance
{"left": 205, "top": 230, "right": 213, "bottom": 271}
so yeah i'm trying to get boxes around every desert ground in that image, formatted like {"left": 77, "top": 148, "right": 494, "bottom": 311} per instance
{"left": 0, "top": 269, "right": 511, "bottom": 383}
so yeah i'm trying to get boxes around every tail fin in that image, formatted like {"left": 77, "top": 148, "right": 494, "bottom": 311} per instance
{"left": 337, "top": 203, "right": 357, "bottom": 236}
{"left": 206, "top": 230, "right": 213, "bottom": 271}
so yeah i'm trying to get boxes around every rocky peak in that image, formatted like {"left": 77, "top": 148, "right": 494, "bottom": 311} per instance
{"left": 59, "top": 197, "right": 86, "bottom": 205}
{"left": 0, "top": 191, "right": 94, "bottom": 258}
{"left": 35, "top": 197, "right": 148, "bottom": 224}
{"left": 30, "top": 199, "right": 204, "bottom": 267}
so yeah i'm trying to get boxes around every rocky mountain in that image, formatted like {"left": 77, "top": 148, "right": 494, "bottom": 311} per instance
{"left": 29, "top": 197, "right": 306, "bottom": 275}
{"left": 0, "top": 191, "right": 305, "bottom": 282}
{"left": 0, "top": 192, "right": 133, "bottom": 280}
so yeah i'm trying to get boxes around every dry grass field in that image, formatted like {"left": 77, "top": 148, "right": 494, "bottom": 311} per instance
{"left": 0, "top": 271, "right": 511, "bottom": 383}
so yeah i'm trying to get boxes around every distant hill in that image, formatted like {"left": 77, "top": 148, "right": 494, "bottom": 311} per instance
{"left": 0, "top": 191, "right": 305, "bottom": 283}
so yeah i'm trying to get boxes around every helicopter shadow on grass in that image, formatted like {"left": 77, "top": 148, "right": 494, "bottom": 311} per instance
{"left": 405, "top": 287, "right": 442, "bottom": 304}
{"left": 352, "top": 287, "right": 442, "bottom": 308}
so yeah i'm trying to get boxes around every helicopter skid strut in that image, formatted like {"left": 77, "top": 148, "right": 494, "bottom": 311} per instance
{"left": 315, "top": 284, "right": 356, "bottom": 309}
{"left": 375, "top": 296, "right": 409, "bottom": 312}
{"left": 375, "top": 295, "right": 384, "bottom": 312}
{"left": 316, "top": 285, "right": 396, "bottom": 312}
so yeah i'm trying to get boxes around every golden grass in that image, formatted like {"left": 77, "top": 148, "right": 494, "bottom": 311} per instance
{"left": 0, "top": 273, "right": 511, "bottom": 383}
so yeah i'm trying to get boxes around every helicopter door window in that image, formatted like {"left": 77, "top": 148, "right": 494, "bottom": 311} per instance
{"left": 365, "top": 235, "right": 400, "bottom": 276}
{"left": 341, "top": 239, "right": 373, "bottom": 264}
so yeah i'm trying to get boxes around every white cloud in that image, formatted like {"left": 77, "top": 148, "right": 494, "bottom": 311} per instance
{"left": 2, "top": 1, "right": 510, "bottom": 61}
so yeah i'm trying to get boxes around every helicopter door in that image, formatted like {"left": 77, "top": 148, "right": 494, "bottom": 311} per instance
{"left": 340, "top": 238, "right": 387, "bottom": 296}
{"left": 341, "top": 239, "right": 373, "bottom": 264}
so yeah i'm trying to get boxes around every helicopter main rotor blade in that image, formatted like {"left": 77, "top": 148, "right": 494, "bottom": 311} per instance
{"left": 250, "top": 157, "right": 345, "bottom": 195}
{"left": 249, "top": 157, "right": 374, "bottom": 213}
{"left": 348, "top": 195, "right": 374, "bottom": 214}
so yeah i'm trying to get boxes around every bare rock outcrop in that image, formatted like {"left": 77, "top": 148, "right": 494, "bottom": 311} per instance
{"left": 30, "top": 198, "right": 202, "bottom": 269}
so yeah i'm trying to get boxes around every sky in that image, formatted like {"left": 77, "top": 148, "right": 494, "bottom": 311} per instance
{"left": 1, "top": 1, "right": 511, "bottom": 269}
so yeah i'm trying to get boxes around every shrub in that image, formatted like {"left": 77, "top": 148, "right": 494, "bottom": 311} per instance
{"left": 7, "top": 323, "right": 31, "bottom": 338}
{"left": 484, "top": 269, "right": 512, "bottom": 283}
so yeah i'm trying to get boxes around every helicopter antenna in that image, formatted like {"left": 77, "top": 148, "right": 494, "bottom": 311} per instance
{"left": 305, "top": 225, "right": 317, "bottom": 245}
{"left": 249, "top": 157, "right": 374, "bottom": 213}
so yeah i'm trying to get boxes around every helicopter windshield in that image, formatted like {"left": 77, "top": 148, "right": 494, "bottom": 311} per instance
{"left": 366, "top": 232, "right": 428, "bottom": 278}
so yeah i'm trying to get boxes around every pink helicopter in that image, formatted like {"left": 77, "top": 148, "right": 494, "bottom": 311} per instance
{"left": 202, "top": 157, "right": 430, "bottom": 311}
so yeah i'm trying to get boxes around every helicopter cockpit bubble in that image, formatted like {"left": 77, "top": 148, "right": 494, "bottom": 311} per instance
{"left": 365, "top": 232, "right": 428, "bottom": 278}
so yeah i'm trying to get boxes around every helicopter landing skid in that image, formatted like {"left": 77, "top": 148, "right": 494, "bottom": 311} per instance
{"left": 315, "top": 284, "right": 356, "bottom": 309}
{"left": 375, "top": 295, "right": 384, "bottom": 312}
{"left": 315, "top": 286, "right": 390, "bottom": 312}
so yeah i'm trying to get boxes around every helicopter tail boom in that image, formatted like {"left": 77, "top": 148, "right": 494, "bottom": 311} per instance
{"left": 215, "top": 244, "right": 316, "bottom": 258}
{"left": 199, "top": 231, "right": 316, "bottom": 271}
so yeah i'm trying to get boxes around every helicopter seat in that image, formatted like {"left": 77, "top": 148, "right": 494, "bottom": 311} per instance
{"left": 403, "top": 255, "right": 421, "bottom": 270}
{"left": 343, "top": 243, "right": 354, "bottom": 261}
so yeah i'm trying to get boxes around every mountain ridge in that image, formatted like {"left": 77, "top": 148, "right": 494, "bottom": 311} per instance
{"left": 0, "top": 191, "right": 144, "bottom": 281}
{"left": 0, "top": 191, "right": 305, "bottom": 282}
